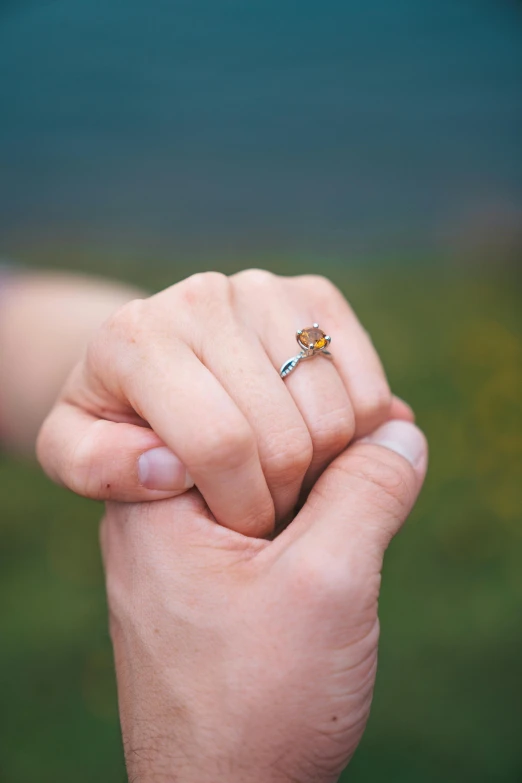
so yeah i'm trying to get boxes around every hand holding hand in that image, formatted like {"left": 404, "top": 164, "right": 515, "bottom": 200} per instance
{"left": 37, "top": 270, "right": 412, "bottom": 537}
{"left": 102, "top": 419, "right": 427, "bottom": 783}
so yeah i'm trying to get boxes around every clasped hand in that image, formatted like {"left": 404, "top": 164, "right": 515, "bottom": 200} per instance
{"left": 38, "top": 270, "right": 428, "bottom": 782}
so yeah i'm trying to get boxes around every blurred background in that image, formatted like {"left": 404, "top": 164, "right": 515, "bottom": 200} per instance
{"left": 0, "top": 1, "right": 521, "bottom": 781}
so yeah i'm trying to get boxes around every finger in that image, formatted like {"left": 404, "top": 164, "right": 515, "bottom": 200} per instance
{"left": 271, "top": 421, "right": 428, "bottom": 570}
{"left": 232, "top": 270, "right": 355, "bottom": 492}
{"left": 389, "top": 395, "right": 415, "bottom": 422}
{"left": 277, "top": 355, "right": 354, "bottom": 490}
{"left": 37, "top": 402, "right": 195, "bottom": 502}
{"left": 108, "top": 335, "right": 275, "bottom": 537}
{"left": 190, "top": 326, "right": 313, "bottom": 522}
{"left": 289, "top": 276, "right": 393, "bottom": 438}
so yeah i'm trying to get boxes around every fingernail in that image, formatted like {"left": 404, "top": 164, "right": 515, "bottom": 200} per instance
{"left": 138, "top": 447, "right": 194, "bottom": 491}
{"left": 361, "top": 420, "right": 427, "bottom": 469}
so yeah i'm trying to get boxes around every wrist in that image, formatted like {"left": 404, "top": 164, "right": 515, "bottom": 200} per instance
{"left": 119, "top": 692, "right": 338, "bottom": 783}
{"left": 115, "top": 659, "right": 336, "bottom": 783}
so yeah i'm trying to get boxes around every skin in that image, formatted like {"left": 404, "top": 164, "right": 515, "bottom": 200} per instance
{"left": 2, "top": 267, "right": 426, "bottom": 781}
{"left": 0, "top": 271, "right": 142, "bottom": 454}
{"left": 102, "top": 419, "right": 428, "bottom": 783}
{"left": 36, "top": 269, "right": 414, "bottom": 536}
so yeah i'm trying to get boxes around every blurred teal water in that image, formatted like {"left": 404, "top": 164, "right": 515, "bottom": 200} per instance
{"left": 1, "top": 1, "right": 521, "bottom": 260}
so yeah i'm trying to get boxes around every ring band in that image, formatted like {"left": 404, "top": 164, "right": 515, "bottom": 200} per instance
{"left": 280, "top": 324, "right": 332, "bottom": 379}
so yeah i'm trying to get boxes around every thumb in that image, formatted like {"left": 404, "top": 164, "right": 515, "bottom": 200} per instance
{"left": 37, "top": 401, "right": 194, "bottom": 502}
{"left": 278, "top": 420, "right": 428, "bottom": 566}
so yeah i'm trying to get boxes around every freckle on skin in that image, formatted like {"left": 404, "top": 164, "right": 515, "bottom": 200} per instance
{"left": 106, "top": 483, "right": 111, "bottom": 489}
{"left": 332, "top": 716, "right": 338, "bottom": 722}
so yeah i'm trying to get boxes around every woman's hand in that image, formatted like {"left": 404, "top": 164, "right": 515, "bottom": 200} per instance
{"left": 37, "top": 270, "right": 412, "bottom": 536}
{"left": 102, "top": 420, "right": 428, "bottom": 783}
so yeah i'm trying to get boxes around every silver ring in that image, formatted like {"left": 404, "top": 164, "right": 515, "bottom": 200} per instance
{"left": 280, "top": 324, "right": 333, "bottom": 379}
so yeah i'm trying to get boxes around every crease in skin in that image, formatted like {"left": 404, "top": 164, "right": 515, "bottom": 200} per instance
{"left": 230, "top": 286, "right": 365, "bottom": 501}
{"left": 137, "top": 490, "right": 267, "bottom": 560}
{"left": 188, "top": 520, "right": 269, "bottom": 563}
{"left": 34, "top": 269, "right": 414, "bottom": 547}
{"left": 61, "top": 359, "right": 145, "bottom": 425}
{"left": 176, "top": 312, "right": 312, "bottom": 526}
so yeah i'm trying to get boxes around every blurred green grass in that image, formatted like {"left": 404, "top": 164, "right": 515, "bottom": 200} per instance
{"left": 1, "top": 258, "right": 521, "bottom": 783}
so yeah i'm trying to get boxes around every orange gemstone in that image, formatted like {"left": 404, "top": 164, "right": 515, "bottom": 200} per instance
{"left": 298, "top": 327, "right": 327, "bottom": 350}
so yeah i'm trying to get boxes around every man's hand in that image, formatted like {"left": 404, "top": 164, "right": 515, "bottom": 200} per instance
{"left": 102, "top": 420, "right": 427, "bottom": 783}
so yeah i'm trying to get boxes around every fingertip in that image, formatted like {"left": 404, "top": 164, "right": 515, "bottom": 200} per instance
{"left": 389, "top": 395, "right": 415, "bottom": 422}
{"left": 360, "top": 420, "right": 428, "bottom": 477}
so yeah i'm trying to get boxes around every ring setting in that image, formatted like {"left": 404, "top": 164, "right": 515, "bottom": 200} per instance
{"left": 280, "top": 323, "right": 332, "bottom": 378}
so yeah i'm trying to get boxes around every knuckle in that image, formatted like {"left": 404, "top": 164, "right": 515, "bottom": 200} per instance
{"left": 193, "top": 418, "right": 257, "bottom": 473}
{"left": 178, "top": 271, "right": 230, "bottom": 305}
{"left": 105, "top": 297, "right": 147, "bottom": 339}
{"left": 298, "top": 273, "right": 342, "bottom": 300}
{"left": 232, "top": 268, "right": 276, "bottom": 288}
{"left": 294, "top": 274, "right": 353, "bottom": 318}
{"left": 87, "top": 298, "right": 147, "bottom": 373}
{"left": 342, "top": 453, "right": 412, "bottom": 517}
{"left": 354, "top": 384, "right": 392, "bottom": 431}
{"left": 263, "top": 426, "right": 313, "bottom": 485}
{"left": 308, "top": 405, "right": 355, "bottom": 458}
{"left": 288, "top": 549, "right": 351, "bottom": 606}
{"left": 176, "top": 272, "right": 233, "bottom": 330}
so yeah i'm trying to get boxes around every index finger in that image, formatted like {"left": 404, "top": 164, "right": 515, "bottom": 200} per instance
{"left": 88, "top": 312, "right": 275, "bottom": 536}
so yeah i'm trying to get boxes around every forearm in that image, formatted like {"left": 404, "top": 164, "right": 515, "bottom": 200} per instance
{"left": 0, "top": 271, "right": 144, "bottom": 455}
